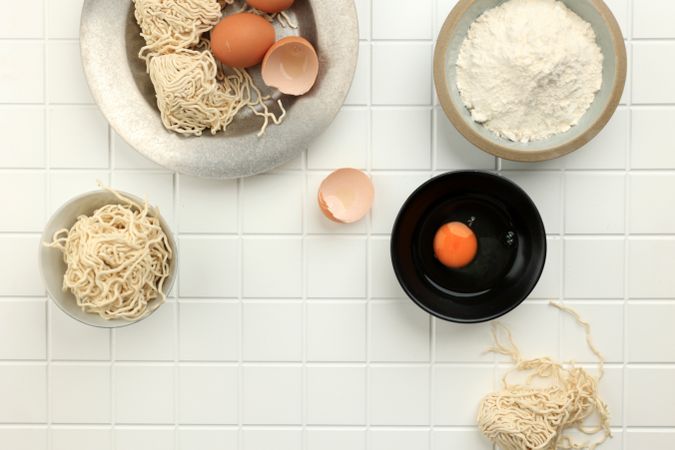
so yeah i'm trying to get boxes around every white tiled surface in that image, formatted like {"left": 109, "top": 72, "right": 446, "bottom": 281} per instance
{"left": 1, "top": 0, "right": 674, "bottom": 449}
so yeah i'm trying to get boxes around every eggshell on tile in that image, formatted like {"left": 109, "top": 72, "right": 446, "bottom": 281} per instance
{"left": 318, "top": 168, "right": 374, "bottom": 224}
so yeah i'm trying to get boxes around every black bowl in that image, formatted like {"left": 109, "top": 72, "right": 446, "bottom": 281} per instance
{"left": 390, "top": 171, "right": 546, "bottom": 323}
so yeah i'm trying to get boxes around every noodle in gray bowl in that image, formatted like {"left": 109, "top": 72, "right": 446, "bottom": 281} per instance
{"left": 39, "top": 189, "right": 177, "bottom": 328}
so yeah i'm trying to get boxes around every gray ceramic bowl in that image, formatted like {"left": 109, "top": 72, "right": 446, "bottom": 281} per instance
{"left": 434, "top": 0, "right": 627, "bottom": 162}
{"left": 80, "top": 0, "right": 358, "bottom": 179}
{"left": 39, "top": 191, "right": 177, "bottom": 328}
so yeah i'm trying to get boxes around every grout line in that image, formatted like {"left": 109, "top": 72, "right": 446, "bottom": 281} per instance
{"left": 622, "top": 0, "right": 635, "bottom": 443}
{"left": 365, "top": 1, "right": 374, "bottom": 447}
{"left": 173, "top": 173, "right": 180, "bottom": 447}
{"left": 237, "top": 175, "right": 244, "bottom": 450}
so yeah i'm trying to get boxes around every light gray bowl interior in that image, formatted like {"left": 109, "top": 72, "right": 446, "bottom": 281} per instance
{"left": 39, "top": 191, "right": 177, "bottom": 328}
{"left": 441, "top": 0, "right": 621, "bottom": 151}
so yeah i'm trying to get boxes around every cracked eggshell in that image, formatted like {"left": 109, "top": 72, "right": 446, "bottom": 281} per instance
{"left": 318, "top": 168, "right": 374, "bottom": 224}
{"left": 261, "top": 36, "right": 319, "bottom": 95}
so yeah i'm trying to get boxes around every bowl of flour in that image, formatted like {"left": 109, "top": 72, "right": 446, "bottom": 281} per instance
{"left": 434, "top": 0, "right": 626, "bottom": 162}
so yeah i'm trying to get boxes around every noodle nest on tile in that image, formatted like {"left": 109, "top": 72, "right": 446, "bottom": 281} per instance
{"left": 477, "top": 302, "right": 611, "bottom": 450}
{"left": 47, "top": 188, "right": 172, "bottom": 321}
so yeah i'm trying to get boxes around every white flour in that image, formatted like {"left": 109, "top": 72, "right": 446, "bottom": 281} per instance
{"left": 456, "top": 0, "right": 603, "bottom": 143}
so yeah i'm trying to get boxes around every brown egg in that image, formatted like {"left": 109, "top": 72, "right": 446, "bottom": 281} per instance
{"left": 261, "top": 36, "right": 319, "bottom": 95}
{"left": 210, "top": 13, "right": 275, "bottom": 68}
{"left": 318, "top": 169, "right": 374, "bottom": 224}
{"left": 246, "top": 0, "right": 295, "bottom": 14}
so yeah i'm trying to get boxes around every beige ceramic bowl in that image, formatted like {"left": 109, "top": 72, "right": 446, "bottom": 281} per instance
{"left": 434, "top": 0, "right": 627, "bottom": 162}
{"left": 39, "top": 190, "right": 177, "bottom": 328}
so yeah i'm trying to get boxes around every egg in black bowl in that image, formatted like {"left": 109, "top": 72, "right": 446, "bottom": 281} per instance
{"left": 390, "top": 171, "right": 546, "bottom": 323}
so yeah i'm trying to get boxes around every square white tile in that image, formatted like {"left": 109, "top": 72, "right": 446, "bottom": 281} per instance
{"left": 372, "top": 43, "right": 433, "bottom": 106}
{"left": 48, "top": 170, "right": 110, "bottom": 215}
{"left": 242, "top": 430, "right": 302, "bottom": 450}
{"left": 504, "top": 171, "right": 562, "bottom": 234}
{"left": 435, "top": 320, "right": 493, "bottom": 363}
{"left": 243, "top": 238, "right": 302, "bottom": 298}
{"left": 369, "top": 430, "right": 430, "bottom": 450}
{"left": 0, "top": 364, "right": 47, "bottom": 423}
{"left": 46, "top": 41, "right": 94, "bottom": 104}
{"left": 564, "top": 107, "right": 628, "bottom": 170}
{"left": 306, "top": 430, "right": 366, "bottom": 450}
{"left": 306, "top": 237, "right": 367, "bottom": 298}
{"left": 242, "top": 173, "right": 303, "bottom": 234}
{"left": 115, "top": 428, "right": 175, "bottom": 450}
{"left": 629, "top": 173, "right": 675, "bottom": 233}
{"left": 308, "top": 109, "right": 369, "bottom": 169}
{"left": 435, "top": 108, "right": 496, "bottom": 170}
{"left": 626, "top": 367, "right": 675, "bottom": 426}
{"left": 47, "top": 0, "right": 84, "bottom": 39}
{"left": 632, "top": 42, "right": 675, "bottom": 104}
{"left": 370, "top": 301, "right": 430, "bottom": 362}
{"left": 345, "top": 43, "right": 371, "bottom": 106}
{"left": 354, "top": 0, "right": 370, "bottom": 39}
{"left": 178, "top": 301, "right": 239, "bottom": 361}
{"left": 0, "top": 107, "right": 45, "bottom": 168}
{"left": 179, "top": 237, "right": 239, "bottom": 298}
{"left": 432, "top": 429, "right": 491, "bottom": 450}
{"left": 178, "top": 176, "right": 238, "bottom": 234}
{"left": 306, "top": 366, "right": 366, "bottom": 425}
{"left": 50, "top": 364, "right": 110, "bottom": 423}
{"left": 565, "top": 172, "right": 625, "bottom": 234}
{"left": 499, "top": 302, "right": 560, "bottom": 360}
{"left": 369, "top": 366, "right": 430, "bottom": 425}
{"left": 0, "top": 0, "right": 43, "bottom": 38}
{"left": 52, "top": 428, "right": 112, "bottom": 450}
{"left": 628, "top": 238, "right": 675, "bottom": 298}
{"left": 0, "top": 42, "right": 44, "bottom": 103}
{"left": 0, "top": 300, "right": 46, "bottom": 359}
{"left": 627, "top": 303, "right": 675, "bottom": 363}
{"left": 306, "top": 301, "right": 366, "bottom": 362}
{"left": 114, "top": 303, "right": 176, "bottom": 361}
{"left": 433, "top": 366, "right": 493, "bottom": 425}
{"left": 373, "top": 0, "right": 432, "bottom": 39}
{"left": 625, "top": 431, "right": 675, "bottom": 449}
{"left": 114, "top": 365, "right": 175, "bottom": 424}
{"left": 242, "top": 366, "right": 302, "bottom": 425}
{"left": 632, "top": 108, "right": 675, "bottom": 169}
{"left": 561, "top": 302, "right": 623, "bottom": 363}
{"left": 371, "top": 173, "right": 430, "bottom": 234}
{"left": 48, "top": 106, "right": 109, "bottom": 169}
{"left": 0, "top": 428, "right": 48, "bottom": 450}
{"left": 178, "top": 365, "right": 237, "bottom": 424}
{"left": 242, "top": 301, "right": 303, "bottom": 361}
{"left": 178, "top": 428, "right": 238, "bottom": 450}
{"left": 372, "top": 108, "right": 432, "bottom": 170}
{"left": 0, "top": 235, "right": 44, "bottom": 296}
{"left": 633, "top": 0, "right": 675, "bottom": 38}
{"left": 50, "top": 303, "right": 110, "bottom": 360}
{"left": 112, "top": 132, "right": 163, "bottom": 170}
{"left": 564, "top": 238, "right": 625, "bottom": 299}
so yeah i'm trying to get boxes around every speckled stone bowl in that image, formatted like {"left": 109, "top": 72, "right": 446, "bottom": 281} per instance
{"left": 80, "top": 0, "right": 358, "bottom": 178}
{"left": 434, "top": 0, "right": 626, "bottom": 162}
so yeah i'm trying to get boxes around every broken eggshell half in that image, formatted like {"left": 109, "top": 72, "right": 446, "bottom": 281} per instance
{"left": 261, "top": 36, "right": 319, "bottom": 95}
{"left": 318, "top": 168, "right": 374, "bottom": 224}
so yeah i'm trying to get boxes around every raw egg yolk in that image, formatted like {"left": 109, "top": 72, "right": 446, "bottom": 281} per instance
{"left": 433, "top": 222, "right": 478, "bottom": 269}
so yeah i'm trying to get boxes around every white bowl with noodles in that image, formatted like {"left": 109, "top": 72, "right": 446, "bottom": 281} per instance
{"left": 39, "top": 190, "right": 177, "bottom": 328}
